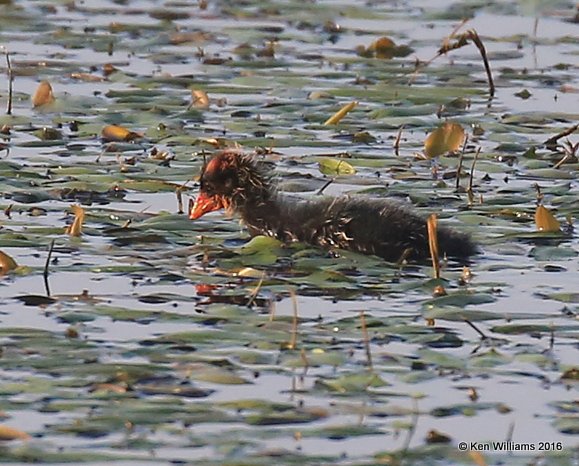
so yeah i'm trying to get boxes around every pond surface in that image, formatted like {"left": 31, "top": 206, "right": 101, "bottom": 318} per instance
{"left": 0, "top": 0, "right": 578, "bottom": 464}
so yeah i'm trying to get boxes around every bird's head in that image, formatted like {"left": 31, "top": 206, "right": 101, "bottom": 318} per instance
{"left": 189, "top": 151, "right": 271, "bottom": 220}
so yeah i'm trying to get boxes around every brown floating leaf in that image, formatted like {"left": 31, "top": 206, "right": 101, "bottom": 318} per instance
{"left": 16, "top": 295, "right": 57, "bottom": 306}
{"left": 70, "top": 72, "right": 106, "bottom": 82}
{"left": 424, "top": 122, "right": 465, "bottom": 158}
{"left": 324, "top": 101, "right": 358, "bottom": 125}
{"left": 103, "top": 63, "right": 118, "bottom": 76}
{"left": 0, "top": 424, "right": 31, "bottom": 441}
{"left": 31, "top": 80, "right": 55, "bottom": 107}
{"left": 561, "top": 368, "right": 579, "bottom": 380}
{"left": 358, "top": 36, "right": 413, "bottom": 59}
{"left": 368, "top": 36, "right": 396, "bottom": 59}
{"left": 0, "top": 250, "right": 18, "bottom": 275}
{"left": 425, "top": 429, "right": 452, "bottom": 444}
{"left": 101, "top": 125, "right": 142, "bottom": 142}
{"left": 170, "top": 31, "right": 212, "bottom": 45}
{"left": 191, "top": 89, "right": 210, "bottom": 108}
{"left": 535, "top": 205, "right": 560, "bottom": 232}
{"left": 65, "top": 204, "right": 85, "bottom": 237}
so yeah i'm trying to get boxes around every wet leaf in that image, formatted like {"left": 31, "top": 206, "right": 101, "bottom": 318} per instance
{"left": 561, "top": 368, "right": 579, "bottom": 381}
{"left": 0, "top": 424, "right": 31, "bottom": 441}
{"left": 318, "top": 157, "right": 356, "bottom": 175}
{"left": 367, "top": 36, "right": 396, "bottom": 59}
{"left": 31, "top": 80, "right": 55, "bottom": 107}
{"left": 0, "top": 250, "right": 18, "bottom": 274}
{"left": 323, "top": 101, "right": 358, "bottom": 125}
{"left": 65, "top": 204, "right": 85, "bottom": 237}
{"left": 101, "top": 125, "right": 142, "bottom": 142}
{"left": 424, "top": 122, "right": 465, "bottom": 158}
{"left": 191, "top": 89, "right": 210, "bottom": 108}
{"left": 425, "top": 429, "right": 452, "bottom": 444}
{"left": 535, "top": 205, "right": 561, "bottom": 232}
{"left": 16, "top": 295, "right": 58, "bottom": 306}
{"left": 315, "top": 372, "right": 388, "bottom": 393}
{"left": 246, "top": 407, "right": 328, "bottom": 426}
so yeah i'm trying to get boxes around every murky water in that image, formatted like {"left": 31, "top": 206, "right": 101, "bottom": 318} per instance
{"left": 0, "top": 0, "right": 578, "bottom": 464}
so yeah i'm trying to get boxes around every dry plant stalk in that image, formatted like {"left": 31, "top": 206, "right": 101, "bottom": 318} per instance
{"left": 544, "top": 123, "right": 578, "bottom": 149}
{"left": 3, "top": 48, "right": 13, "bottom": 115}
{"left": 360, "top": 311, "right": 373, "bottom": 370}
{"left": 246, "top": 271, "right": 266, "bottom": 307}
{"left": 268, "top": 300, "right": 276, "bottom": 322}
{"left": 455, "top": 134, "right": 469, "bottom": 192}
{"left": 300, "top": 348, "right": 309, "bottom": 373}
{"left": 426, "top": 214, "right": 441, "bottom": 280}
{"left": 176, "top": 181, "right": 190, "bottom": 215}
{"left": 176, "top": 188, "right": 184, "bottom": 214}
{"left": 410, "top": 27, "right": 495, "bottom": 98}
{"left": 43, "top": 239, "right": 56, "bottom": 297}
{"left": 289, "top": 289, "right": 299, "bottom": 350}
{"left": 467, "top": 147, "right": 481, "bottom": 206}
{"left": 437, "top": 29, "right": 494, "bottom": 97}
{"left": 394, "top": 125, "right": 404, "bottom": 156}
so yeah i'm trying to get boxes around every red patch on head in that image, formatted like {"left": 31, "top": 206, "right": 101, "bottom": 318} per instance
{"left": 204, "top": 151, "right": 239, "bottom": 176}
{"left": 204, "top": 156, "right": 224, "bottom": 175}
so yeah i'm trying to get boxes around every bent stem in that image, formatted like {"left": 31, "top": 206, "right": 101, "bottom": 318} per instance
{"left": 426, "top": 214, "right": 440, "bottom": 280}
{"left": 289, "top": 289, "right": 299, "bottom": 350}
{"left": 3, "top": 47, "right": 13, "bottom": 115}
{"left": 360, "top": 311, "right": 373, "bottom": 371}
{"left": 43, "top": 239, "right": 56, "bottom": 297}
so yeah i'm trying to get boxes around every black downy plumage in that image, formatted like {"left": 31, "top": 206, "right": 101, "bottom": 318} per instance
{"left": 190, "top": 152, "right": 477, "bottom": 262}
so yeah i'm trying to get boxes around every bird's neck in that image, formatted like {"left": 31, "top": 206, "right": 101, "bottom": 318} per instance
{"left": 229, "top": 158, "right": 275, "bottom": 213}
{"left": 234, "top": 190, "right": 284, "bottom": 237}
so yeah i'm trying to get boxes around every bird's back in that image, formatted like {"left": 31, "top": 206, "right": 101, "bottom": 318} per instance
{"left": 239, "top": 194, "right": 476, "bottom": 262}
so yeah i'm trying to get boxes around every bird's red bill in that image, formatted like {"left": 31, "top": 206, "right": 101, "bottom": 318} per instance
{"left": 189, "top": 193, "right": 224, "bottom": 220}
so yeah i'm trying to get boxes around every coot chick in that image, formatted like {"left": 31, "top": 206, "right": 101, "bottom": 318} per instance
{"left": 189, "top": 152, "right": 476, "bottom": 262}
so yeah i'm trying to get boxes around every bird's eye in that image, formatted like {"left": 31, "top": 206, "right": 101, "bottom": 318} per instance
{"left": 202, "top": 182, "right": 215, "bottom": 195}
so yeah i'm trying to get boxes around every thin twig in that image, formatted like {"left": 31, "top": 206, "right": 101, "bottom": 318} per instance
{"left": 401, "top": 397, "right": 420, "bottom": 455}
{"left": 450, "top": 18, "right": 470, "bottom": 37}
{"left": 467, "top": 147, "right": 481, "bottom": 206}
{"left": 360, "top": 311, "right": 373, "bottom": 371}
{"left": 455, "top": 134, "right": 468, "bottom": 192}
{"left": 289, "top": 289, "right": 299, "bottom": 350}
{"left": 300, "top": 348, "right": 309, "bottom": 375}
{"left": 553, "top": 152, "right": 572, "bottom": 170}
{"left": 544, "top": 123, "right": 578, "bottom": 149}
{"left": 43, "top": 239, "right": 56, "bottom": 297}
{"left": 246, "top": 271, "right": 266, "bottom": 307}
{"left": 468, "top": 30, "right": 495, "bottom": 97}
{"left": 394, "top": 125, "right": 404, "bottom": 156}
{"left": 176, "top": 181, "right": 190, "bottom": 215}
{"left": 316, "top": 177, "right": 334, "bottom": 195}
{"left": 176, "top": 187, "right": 184, "bottom": 214}
{"left": 4, "top": 48, "right": 14, "bottom": 115}
{"left": 464, "top": 319, "right": 487, "bottom": 340}
{"left": 426, "top": 214, "right": 440, "bottom": 280}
